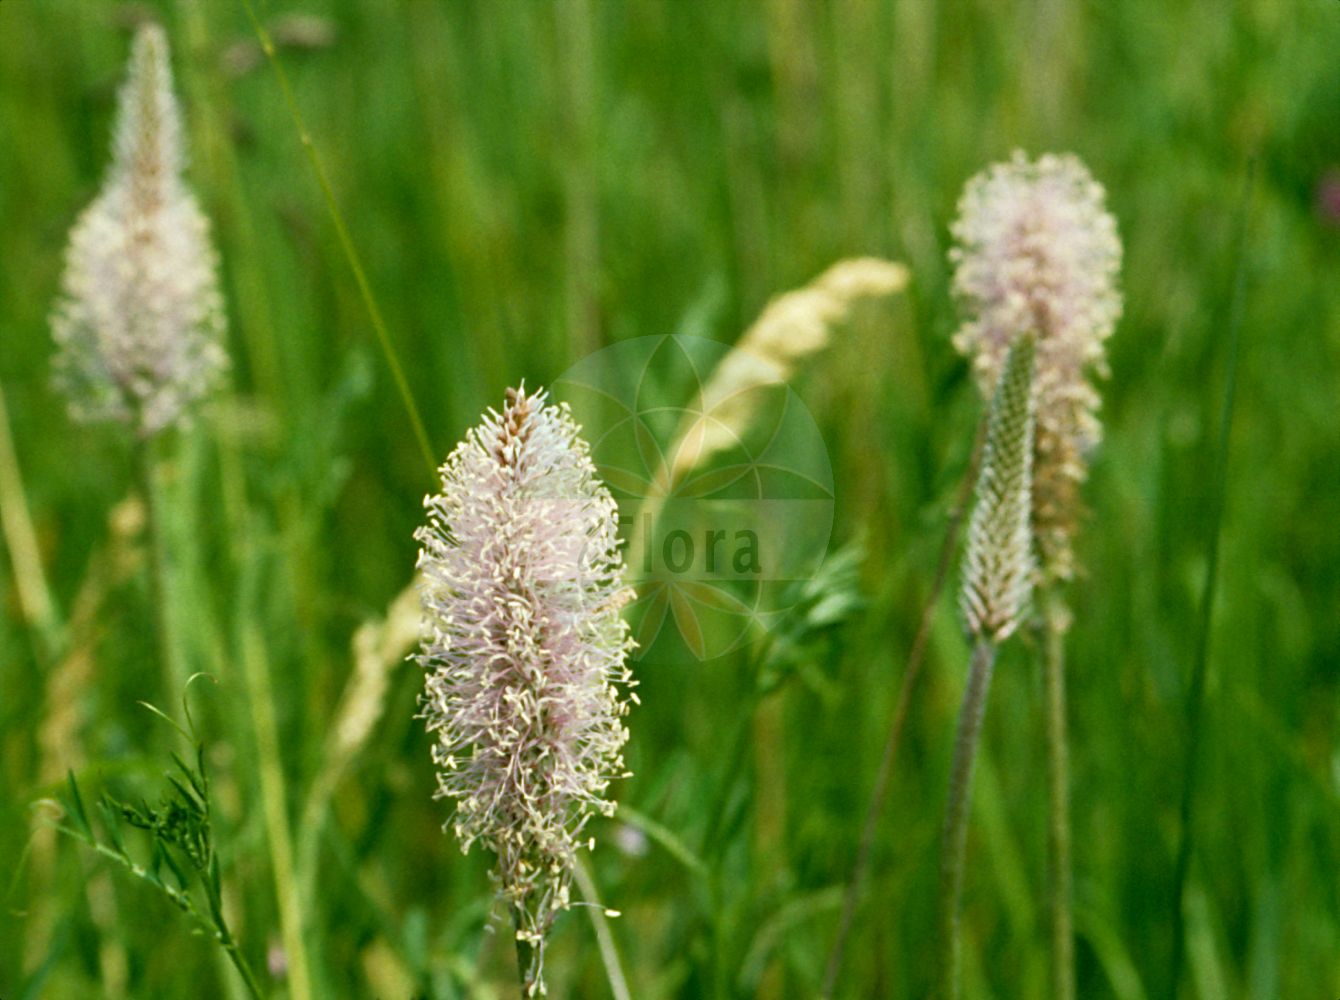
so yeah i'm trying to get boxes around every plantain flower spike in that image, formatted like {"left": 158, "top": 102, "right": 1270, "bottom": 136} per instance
{"left": 51, "top": 24, "right": 227, "bottom": 438}
{"left": 962, "top": 336, "right": 1037, "bottom": 643}
{"left": 415, "top": 385, "right": 636, "bottom": 996}
{"left": 950, "top": 151, "right": 1122, "bottom": 583}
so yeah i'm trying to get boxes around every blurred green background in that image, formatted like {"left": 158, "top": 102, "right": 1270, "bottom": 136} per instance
{"left": 3, "top": 0, "right": 1340, "bottom": 997}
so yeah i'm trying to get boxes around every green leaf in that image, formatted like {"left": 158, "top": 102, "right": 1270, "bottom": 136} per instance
{"left": 64, "top": 771, "right": 92, "bottom": 838}
{"left": 97, "top": 796, "right": 127, "bottom": 858}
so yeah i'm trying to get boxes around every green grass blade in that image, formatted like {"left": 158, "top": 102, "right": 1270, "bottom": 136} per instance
{"left": 1167, "top": 159, "right": 1257, "bottom": 999}
{"left": 239, "top": 0, "right": 438, "bottom": 478}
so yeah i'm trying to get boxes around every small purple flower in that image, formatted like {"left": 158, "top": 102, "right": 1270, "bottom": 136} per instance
{"left": 415, "top": 386, "right": 635, "bottom": 995}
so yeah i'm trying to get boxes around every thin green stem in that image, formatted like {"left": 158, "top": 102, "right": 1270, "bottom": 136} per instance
{"left": 239, "top": 0, "right": 437, "bottom": 479}
{"left": 1043, "top": 593, "right": 1075, "bottom": 1000}
{"left": 203, "top": 876, "right": 265, "bottom": 999}
{"left": 821, "top": 416, "right": 987, "bottom": 999}
{"left": 938, "top": 639, "right": 998, "bottom": 1000}
{"left": 220, "top": 931, "right": 265, "bottom": 1000}
{"left": 0, "top": 375, "right": 62, "bottom": 660}
{"left": 62, "top": 827, "right": 263, "bottom": 1000}
{"left": 192, "top": 384, "right": 312, "bottom": 998}
{"left": 239, "top": 612, "right": 315, "bottom": 1000}
{"left": 136, "top": 436, "right": 187, "bottom": 695}
{"left": 203, "top": 863, "right": 265, "bottom": 1000}
{"left": 573, "top": 856, "right": 632, "bottom": 1000}
{"left": 1167, "top": 159, "right": 1255, "bottom": 999}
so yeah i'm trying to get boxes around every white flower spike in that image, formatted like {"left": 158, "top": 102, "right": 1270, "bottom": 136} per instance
{"left": 51, "top": 24, "right": 227, "bottom": 437}
{"left": 951, "top": 151, "right": 1122, "bottom": 580}
{"left": 415, "top": 386, "right": 635, "bottom": 995}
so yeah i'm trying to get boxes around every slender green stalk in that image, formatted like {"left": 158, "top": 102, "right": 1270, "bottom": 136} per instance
{"left": 1167, "top": 160, "right": 1256, "bottom": 1000}
{"left": 202, "top": 857, "right": 267, "bottom": 1000}
{"left": 820, "top": 417, "right": 986, "bottom": 999}
{"left": 938, "top": 639, "right": 998, "bottom": 1000}
{"left": 240, "top": 0, "right": 436, "bottom": 479}
{"left": 239, "top": 612, "right": 315, "bottom": 1000}
{"left": 71, "top": 833, "right": 264, "bottom": 1000}
{"left": 0, "top": 376, "right": 61, "bottom": 660}
{"left": 136, "top": 436, "right": 188, "bottom": 696}
{"left": 752, "top": 691, "right": 787, "bottom": 1000}
{"left": 573, "top": 857, "right": 632, "bottom": 1000}
{"left": 557, "top": 0, "right": 602, "bottom": 359}
{"left": 14, "top": 469, "right": 136, "bottom": 994}
{"left": 207, "top": 415, "right": 301, "bottom": 1000}
{"left": 937, "top": 334, "right": 1034, "bottom": 997}
{"left": 1042, "top": 592, "right": 1075, "bottom": 1000}
{"left": 217, "top": 917, "right": 266, "bottom": 1000}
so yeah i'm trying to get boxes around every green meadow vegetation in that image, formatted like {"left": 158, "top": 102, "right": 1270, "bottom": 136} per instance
{"left": 2, "top": 1, "right": 1340, "bottom": 997}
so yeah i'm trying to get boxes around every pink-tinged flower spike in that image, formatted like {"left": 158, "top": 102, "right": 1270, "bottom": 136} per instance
{"left": 950, "top": 151, "right": 1122, "bottom": 582}
{"left": 415, "top": 386, "right": 636, "bottom": 996}
{"left": 51, "top": 24, "right": 227, "bottom": 438}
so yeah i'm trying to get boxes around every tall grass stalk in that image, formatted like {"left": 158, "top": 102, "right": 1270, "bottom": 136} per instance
{"left": 814, "top": 415, "right": 986, "bottom": 997}
{"left": 176, "top": 396, "right": 316, "bottom": 999}
{"left": 1167, "top": 161, "right": 1256, "bottom": 1000}
{"left": 572, "top": 856, "right": 633, "bottom": 1000}
{"left": 752, "top": 691, "right": 787, "bottom": 1000}
{"left": 175, "top": 25, "right": 341, "bottom": 989}
{"left": 1042, "top": 591, "right": 1075, "bottom": 1000}
{"left": 0, "top": 376, "right": 61, "bottom": 659}
{"left": 24, "top": 498, "right": 147, "bottom": 994}
{"left": 233, "top": 9, "right": 438, "bottom": 992}
{"left": 939, "top": 335, "right": 1036, "bottom": 998}
{"left": 205, "top": 409, "right": 283, "bottom": 1000}
{"left": 937, "top": 639, "right": 999, "bottom": 1000}
{"left": 820, "top": 417, "right": 986, "bottom": 999}
{"left": 135, "top": 437, "right": 188, "bottom": 696}
{"left": 557, "top": 0, "right": 602, "bottom": 359}
{"left": 0, "top": 390, "right": 123, "bottom": 993}
{"left": 946, "top": 150, "right": 1121, "bottom": 997}
{"left": 238, "top": 597, "right": 315, "bottom": 1000}
{"left": 240, "top": 0, "right": 436, "bottom": 479}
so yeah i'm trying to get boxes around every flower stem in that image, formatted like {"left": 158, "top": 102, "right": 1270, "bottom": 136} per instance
{"left": 573, "top": 856, "right": 632, "bottom": 1000}
{"left": 938, "top": 639, "right": 998, "bottom": 1000}
{"left": 820, "top": 416, "right": 987, "bottom": 999}
{"left": 513, "top": 918, "right": 538, "bottom": 999}
{"left": 135, "top": 436, "right": 188, "bottom": 698}
{"left": 221, "top": 935, "right": 265, "bottom": 1000}
{"left": 204, "top": 871, "right": 265, "bottom": 1000}
{"left": 0, "top": 375, "right": 61, "bottom": 660}
{"left": 239, "top": 613, "right": 315, "bottom": 1000}
{"left": 1043, "top": 593, "right": 1075, "bottom": 1000}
